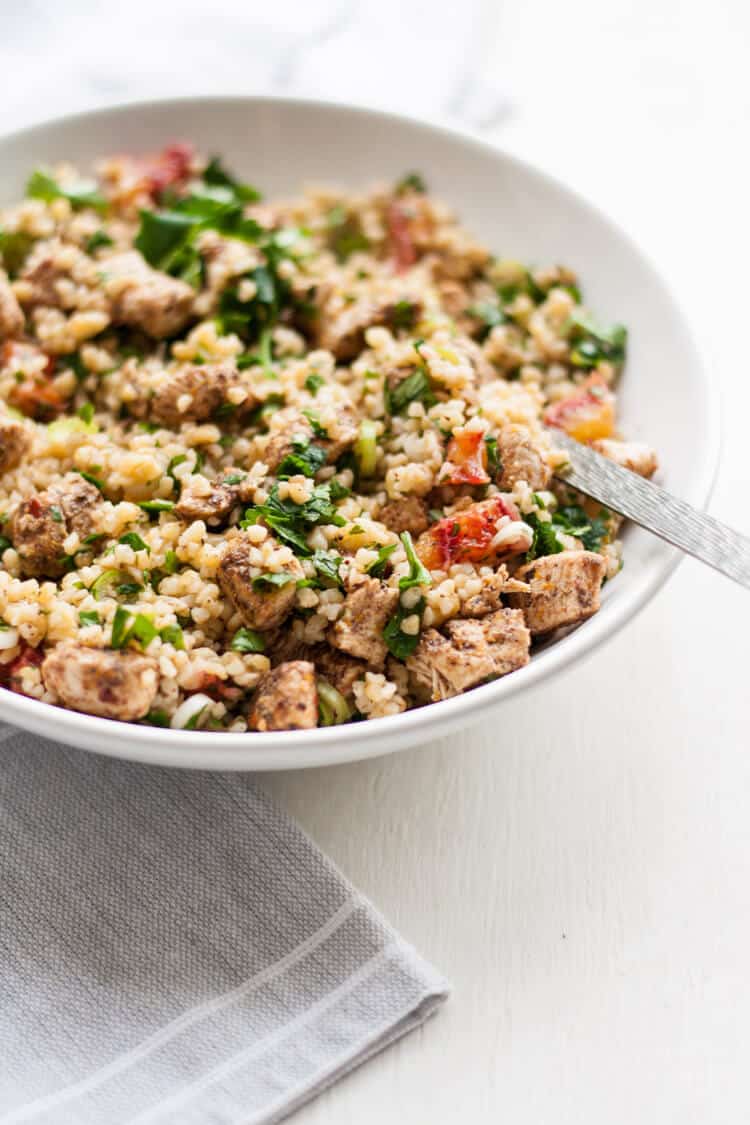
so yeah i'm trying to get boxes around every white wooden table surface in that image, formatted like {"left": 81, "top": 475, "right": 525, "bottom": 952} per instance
{"left": 5, "top": 1, "right": 750, "bottom": 1120}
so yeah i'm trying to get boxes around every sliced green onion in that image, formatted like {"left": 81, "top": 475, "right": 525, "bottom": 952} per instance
{"left": 169, "top": 693, "right": 212, "bottom": 730}
{"left": 89, "top": 568, "right": 123, "bottom": 599}
{"left": 354, "top": 419, "right": 378, "bottom": 477}
{"left": 317, "top": 679, "right": 352, "bottom": 726}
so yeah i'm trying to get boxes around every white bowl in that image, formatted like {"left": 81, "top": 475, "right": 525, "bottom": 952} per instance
{"left": 0, "top": 96, "right": 719, "bottom": 770}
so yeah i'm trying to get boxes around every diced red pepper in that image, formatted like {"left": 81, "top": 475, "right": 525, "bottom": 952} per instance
{"left": 416, "top": 495, "right": 525, "bottom": 569}
{"left": 441, "top": 430, "right": 490, "bottom": 485}
{"left": 543, "top": 373, "right": 615, "bottom": 443}
{"left": 9, "top": 378, "right": 64, "bottom": 421}
{"left": 386, "top": 201, "right": 417, "bottom": 273}
{"left": 141, "top": 142, "right": 195, "bottom": 198}
{"left": 195, "top": 672, "right": 244, "bottom": 704}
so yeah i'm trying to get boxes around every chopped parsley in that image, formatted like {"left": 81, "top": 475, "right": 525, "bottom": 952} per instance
{"left": 0, "top": 534, "right": 11, "bottom": 553}
{"left": 524, "top": 503, "right": 610, "bottom": 560}
{"left": 523, "top": 513, "right": 564, "bottom": 561}
{"left": 365, "top": 542, "right": 397, "bottom": 578}
{"left": 469, "top": 301, "right": 505, "bottom": 340}
{"left": 398, "top": 532, "right": 432, "bottom": 590}
{"left": 26, "top": 169, "right": 107, "bottom": 213}
{"left": 395, "top": 172, "right": 427, "bottom": 195}
{"left": 383, "top": 597, "right": 425, "bottom": 660}
{"left": 49, "top": 505, "right": 63, "bottom": 523}
{"left": 78, "top": 610, "right": 100, "bottom": 627}
{"left": 77, "top": 402, "right": 95, "bottom": 424}
{"left": 143, "top": 709, "right": 170, "bottom": 727}
{"left": 0, "top": 228, "right": 34, "bottom": 275}
{"left": 240, "top": 482, "right": 346, "bottom": 556}
{"left": 77, "top": 470, "right": 105, "bottom": 492}
{"left": 385, "top": 367, "right": 436, "bottom": 415}
{"left": 391, "top": 299, "right": 419, "bottom": 331}
{"left": 567, "top": 310, "right": 627, "bottom": 368}
{"left": 276, "top": 434, "right": 327, "bottom": 479}
{"left": 326, "top": 206, "right": 370, "bottom": 261}
{"left": 222, "top": 472, "right": 245, "bottom": 486}
{"left": 304, "top": 372, "right": 325, "bottom": 395}
{"left": 484, "top": 435, "right": 502, "bottom": 477}
{"left": 296, "top": 550, "right": 343, "bottom": 590}
{"left": 231, "top": 627, "right": 266, "bottom": 654}
{"left": 85, "top": 230, "right": 114, "bottom": 254}
{"left": 251, "top": 572, "right": 297, "bottom": 593}
{"left": 118, "top": 532, "right": 149, "bottom": 553}
{"left": 202, "top": 156, "right": 261, "bottom": 202}
{"left": 301, "top": 409, "right": 328, "bottom": 438}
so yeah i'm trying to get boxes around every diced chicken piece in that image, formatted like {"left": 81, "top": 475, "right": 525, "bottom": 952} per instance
{"left": 48, "top": 476, "right": 100, "bottom": 537}
{"left": 407, "top": 608, "right": 530, "bottom": 701}
{"left": 591, "top": 438, "right": 658, "bottom": 479}
{"left": 150, "top": 362, "right": 250, "bottom": 427}
{"left": 416, "top": 495, "right": 533, "bottom": 571}
{"left": 323, "top": 400, "right": 358, "bottom": 462}
{"left": 104, "top": 251, "right": 195, "bottom": 338}
{"left": 41, "top": 643, "right": 158, "bottom": 721}
{"left": 458, "top": 569, "right": 508, "bottom": 618}
{"left": 248, "top": 660, "right": 318, "bottom": 731}
{"left": 18, "top": 250, "right": 67, "bottom": 308}
{"left": 507, "top": 550, "right": 606, "bottom": 635}
{"left": 0, "top": 414, "right": 32, "bottom": 474}
{"left": 318, "top": 296, "right": 424, "bottom": 360}
{"left": 9, "top": 476, "right": 100, "bottom": 578}
{"left": 329, "top": 577, "right": 400, "bottom": 668}
{"left": 313, "top": 646, "right": 367, "bottom": 701}
{"left": 174, "top": 477, "right": 240, "bottom": 527}
{"left": 0, "top": 270, "right": 24, "bottom": 339}
{"left": 377, "top": 495, "right": 430, "bottom": 538}
{"left": 218, "top": 534, "right": 304, "bottom": 631}
{"left": 494, "top": 427, "right": 552, "bottom": 491}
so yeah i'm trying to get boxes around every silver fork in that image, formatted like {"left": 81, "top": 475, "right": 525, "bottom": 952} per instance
{"left": 549, "top": 429, "right": 750, "bottom": 590}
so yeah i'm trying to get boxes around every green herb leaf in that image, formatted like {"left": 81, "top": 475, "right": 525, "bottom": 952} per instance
{"left": 76, "top": 470, "right": 105, "bottom": 492}
{"left": 0, "top": 228, "right": 34, "bottom": 275}
{"left": 78, "top": 610, "right": 100, "bottom": 627}
{"left": 276, "top": 434, "right": 328, "bottom": 479}
{"left": 469, "top": 301, "right": 505, "bottom": 340}
{"left": 26, "top": 169, "right": 107, "bottom": 212}
{"left": 110, "top": 606, "right": 157, "bottom": 650}
{"left": 398, "top": 531, "right": 432, "bottom": 590}
{"left": 85, "top": 230, "right": 113, "bottom": 254}
{"left": 202, "top": 157, "right": 261, "bottom": 202}
{"left": 395, "top": 172, "right": 427, "bottom": 195}
{"left": 383, "top": 596, "right": 425, "bottom": 660}
{"left": 118, "top": 532, "right": 149, "bottom": 553}
{"left": 385, "top": 368, "right": 436, "bottom": 415}
{"left": 523, "top": 513, "right": 564, "bottom": 561}
{"left": 391, "top": 300, "right": 418, "bottom": 331}
{"left": 0, "top": 534, "right": 11, "bottom": 552}
{"left": 49, "top": 505, "right": 63, "bottom": 523}
{"left": 230, "top": 627, "right": 266, "bottom": 654}
{"left": 77, "top": 402, "right": 95, "bottom": 424}
{"left": 567, "top": 310, "right": 627, "bottom": 368}
{"left": 484, "top": 435, "right": 502, "bottom": 477}
{"left": 240, "top": 482, "right": 346, "bottom": 556}
{"left": 143, "top": 709, "right": 170, "bottom": 726}
{"left": 251, "top": 571, "right": 296, "bottom": 592}
{"left": 304, "top": 373, "right": 325, "bottom": 395}
{"left": 365, "top": 542, "right": 397, "bottom": 578}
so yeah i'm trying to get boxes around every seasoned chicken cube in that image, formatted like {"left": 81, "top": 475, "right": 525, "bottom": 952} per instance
{"left": 313, "top": 646, "right": 367, "bottom": 701}
{"left": 328, "top": 577, "right": 399, "bottom": 668}
{"left": 248, "top": 660, "right": 318, "bottom": 731}
{"left": 218, "top": 534, "right": 304, "bottom": 631}
{"left": 318, "top": 296, "right": 424, "bottom": 360}
{"left": 591, "top": 438, "right": 658, "bottom": 478}
{"left": 507, "top": 550, "right": 606, "bottom": 635}
{"left": 0, "top": 270, "right": 24, "bottom": 339}
{"left": 378, "top": 495, "right": 430, "bottom": 538}
{"left": 41, "top": 643, "right": 158, "bottom": 721}
{"left": 150, "top": 362, "right": 250, "bottom": 427}
{"left": 104, "top": 251, "right": 195, "bottom": 338}
{"left": 0, "top": 414, "right": 32, "bottom": 474}
{"left": 9, "top": 476, "right": 100, "bottom": 577}
{"left": 494, "top": 427, "right": 552, "bottom": 491}
{"left": 174, "top": 477, "right": 240, "bottom": 527}
{"left": 407, "top": 608, "right": 530, "bottom": 701}
{"left": 18, "top": 247, "right": 69, "bottom": 308}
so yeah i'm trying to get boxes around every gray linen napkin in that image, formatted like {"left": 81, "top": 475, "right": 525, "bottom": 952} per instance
{"left": 0, "top": 723, "right": 448, "bottom": 1124}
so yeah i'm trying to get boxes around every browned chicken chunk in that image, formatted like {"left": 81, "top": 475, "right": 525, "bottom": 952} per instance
{"left": 104, "top": 251, "right": 195, "bottom": 338}
{"left": 407, "top": 608, "right": 530, "bottom": 701}
{"left": 318, "top": 296, "right": 424, "bottom": 360}
{"left": 18, "top": 248, "right": 68, "bottom": 308}
{"left": 378, "top": 495, "right": 430, "bottom": 538}
{"left": 9, "top": 477, "right": 100, "bottom": 577}
{"left": 248, "top": 660, "right": 318, "bottom": 731}
{"left": 150, "top": 363, "right": 249, "bottom": 427}
{"left": 0, "top": 415, "right": 32, "bottom": 474}
{"left": 41, "top": 643, "right": 158, "bottom": 721}
{"left": 507, "top": 550, "right": 606, "bottom": 635}
{"left": 591, "top": 438, "right": 658, "bottom": 478}
{"left": 329, "top": 577, "right": 399, "bottom": 668}
{"left": 0, "top": 270, "right": 24, "bottom": 339}
{"left": 313, "top": 646, "right": 367, "bottom": 701}
{"left": 174, "top": 478, "right": 240, "bottom": 527}
{"left": 218, "top": 534, "right": 304, "bottom": 631}
{"left": 494, "top": 427, "right": 551, "bottom": 491}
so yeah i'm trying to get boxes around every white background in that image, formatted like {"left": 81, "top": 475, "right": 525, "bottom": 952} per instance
{"left": 5, "top": 1, "right": 750, "bottom": 1120}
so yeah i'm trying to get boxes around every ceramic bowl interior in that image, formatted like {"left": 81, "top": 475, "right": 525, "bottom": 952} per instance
{"left": 0, "top": 97, "right": 719, "bottom": 769}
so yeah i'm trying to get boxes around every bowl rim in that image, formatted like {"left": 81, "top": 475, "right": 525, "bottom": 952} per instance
{"left": 0, "top": 93, "right": 722, "bottom": 770}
